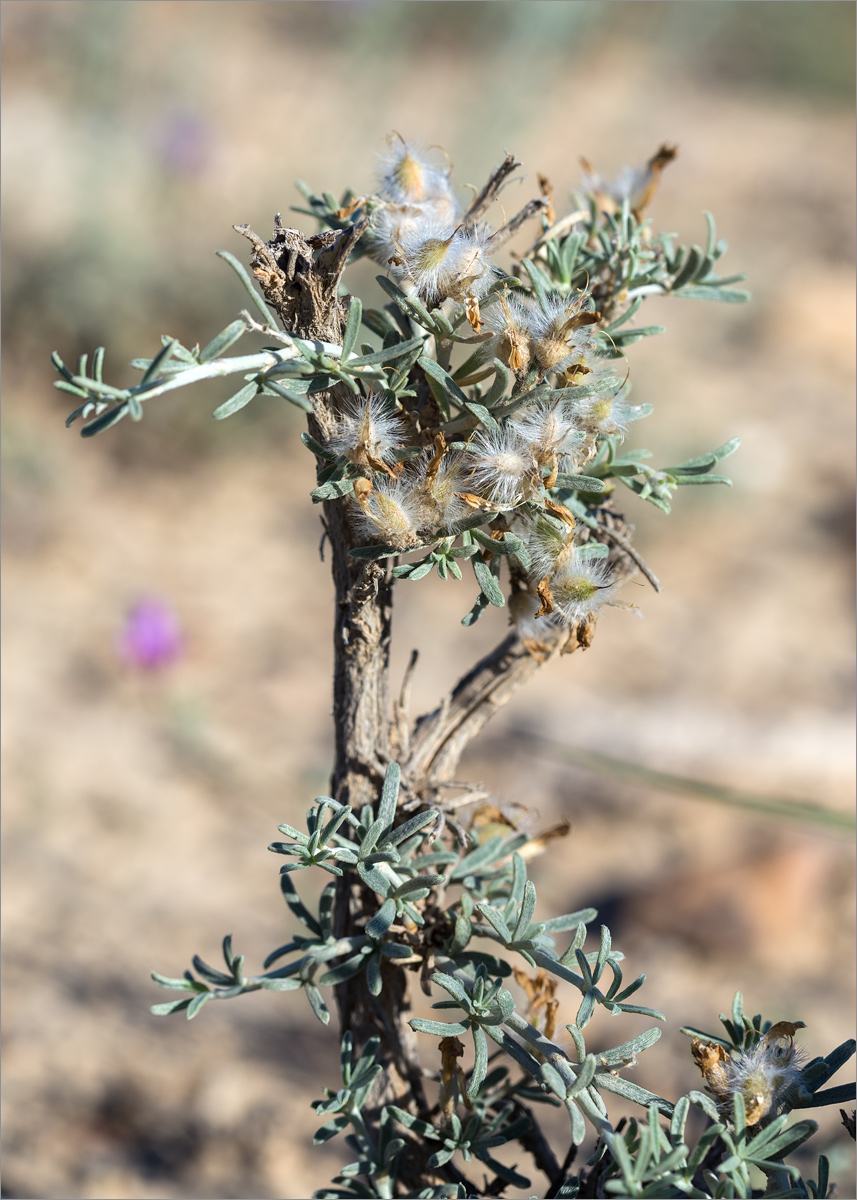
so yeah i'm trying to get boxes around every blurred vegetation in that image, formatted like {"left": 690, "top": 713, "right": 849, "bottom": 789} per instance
{"left": 1, "top": 0, "right": 853, "bottom": 469}
{"left": 273, "top": 0, "right": 856, "bottom": 103}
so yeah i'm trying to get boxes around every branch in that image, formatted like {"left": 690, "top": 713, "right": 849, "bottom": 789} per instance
{"left": 462, "top": 153, "right": 523, "bottom": 226}
{"left": 404, "top": 631, "right": 564, "bottom": 784}
{"left": 510, "top": 1096, "right": 565, "bottom": 1191}
{"left": 489, "top": 196, "right": 552, "bottom": 249}
{"left": 595, "top": 518, "right": 662, "bottom": 593}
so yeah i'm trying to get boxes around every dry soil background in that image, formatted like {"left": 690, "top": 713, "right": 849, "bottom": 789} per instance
{"left": 2, "top": 3, "right": 855, "bottom": 1198}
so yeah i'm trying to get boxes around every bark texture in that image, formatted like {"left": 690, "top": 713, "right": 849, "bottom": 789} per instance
{"left": 237, "top": 217, "right": 558, "bottom": 1178}
{"left": 238, "top": 219, "right": 432, "bottom": 1128}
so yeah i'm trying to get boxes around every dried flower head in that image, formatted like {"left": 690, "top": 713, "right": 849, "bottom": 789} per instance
{"left": 510, "top": 401, "right": 584, "bottom": 472}
{"left": 376, "top": 134, "right": 454, "bottom": 207}
{"left": 414, "top": 447, "right": 469, "bottom": 533}
{"left": 521, "top": 513, "right": 575, "bottom": 582}
{"left": 368, "top": 136, "right": 460, "bottom": 268}
{"left": 526, "top": 291, "right": 601, "bottom": 375}
{"left": 352, "top": 476, "right": 422, "bottom": 549}
{"left": 464, "top": 427, "right": 539, "bottom": 509}
{"left": 326, "top": 393, "right": 407, "bottom": 475}
{"left": 397, "top": 221, "right": 497, "bottom": 308}
{"left": 481, "top": 292, "right": 535, "bottom": 373}
{"left": 580, "top": 143, "right": 678, "bottom": 215}
{"left": 548, "top": 550, "right": 620, "bottom": 626}
{"left": 692, "top": 1023, "right": 807, "bottom": 1127}
{"left": 369, "top": 201, "right": 450, "bottom": 269}
{"left": 572, "top": 389, "right": 635, "bottom": 438}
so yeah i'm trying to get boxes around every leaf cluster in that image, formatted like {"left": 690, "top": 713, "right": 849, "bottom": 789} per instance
{"left": 54, "top": 146, "right": 854, "bottom": 1199}
{"left": 51, "top": 161, "right": 748, "bottom": 638}
{"left": 151, "top": 764, "right": 854, "bottom": 1197}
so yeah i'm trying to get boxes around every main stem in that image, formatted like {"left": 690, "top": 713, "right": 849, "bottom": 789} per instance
{"left": 240, "top": 217, "right": 560, "bottom": 1154}
{"left": 238, "top": 219, "right": 432, "bottom": 1118}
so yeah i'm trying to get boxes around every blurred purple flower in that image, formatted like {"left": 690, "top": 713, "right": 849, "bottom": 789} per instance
{"left": 154, "top": 110, "right": 210, "bottom": 178}
{"left": 118, "top": 598, "right": 183, "bottom": 670}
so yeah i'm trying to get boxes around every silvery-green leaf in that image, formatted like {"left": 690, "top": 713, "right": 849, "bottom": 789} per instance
{"left": 186, "top": 991, "right": 212, "bottom": 1020}
{"left": 199, "top": 319, "right": 246, "bottom": 364}
{"left": 213, "top": 381, "right": 259, "bottom": 420}
{"left": 597, "top": 1072, "right": 673, "bottom": 1115}
{"left": 676, "top": 284, "right": 750, "bottom": 303}
{"left": 345, "top": 334, "right": 426, "bottom": 368}
{"left": 472, "top": 557, "right": 505, "bottom": 607}
{"left": 150, "top": 997, "right": 194, "bottom": 1016}
{"left": 312, "top": 478, "right": 355, "bottom": 503}
{"left": 365, "top": 898, "right": 397, "bottom": 940}
{"left": 411, "top": 1017, "right": 470, "bottom": 1037}
{"left": 305, "top": 983, "right": 330, "bottom": 1025}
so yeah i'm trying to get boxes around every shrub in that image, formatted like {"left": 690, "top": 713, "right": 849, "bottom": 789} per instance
{"left": 53, "top": 136, "right": 853, "bottom": 1199}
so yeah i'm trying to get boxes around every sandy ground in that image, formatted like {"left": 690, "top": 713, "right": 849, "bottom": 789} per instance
{"left": 2, "top": 4, "right": 854, "bottom": 1197}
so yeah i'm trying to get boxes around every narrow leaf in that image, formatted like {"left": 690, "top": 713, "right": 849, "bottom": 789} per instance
{"left": 385, "top": 810, "right": 438, "bottom": 847}
{"left": 305, "top": 983, "right": 331, "bottom": 1025}
{"left": 280, "top": 874, "right": 322, "bottom": 936}
{"left": 468, "top": 1025, "right": 488, "bottom": 1100}
{"left": 213, "top": 381, "right": 259, "bottom": 420}
{"left": 365, "top": 898, "right": 397, "bottom": 940}
{"left": 597, "top": 1073, "right": 673, "bottom": 1116}
{"left": 186, "top": 991, "right": 212, "bottom": 1020}
{"left": 676, "top": 284, "right": 751, "bottom": 303}
{"left": 461, "top": 592, "right": 489, "bottom": 627}
{"left": 410, "top": 1017, "right": 470, "bottom": 1037}
{"left": 80, "top": 404, "right": 129, "bottom": 438}
{"left": 199, "top": 319, "right": 246, "bottom": 364}
{"left": 341, "top": 296, "right": 362, "bottom": 362}
{"left": 312, "top": 478, "right": 356, "bottom": 503}
{"left": 345, "top": 334, "right": 426, "bottom": 368}
{"left": 216, "top": 249, "right": 274, "bottom": 324}
{"left": 377, "top": 761, "right": 401, "bottom": 828}
{"left": 150, "top": 997, "right": 193, "bottom": 1016}
{"left": 262, "top": 379, "right": 314, "bottom": 411}
{"left": 140, "top": 338, "right": 176, "bottom": 386}
{"left": 472, "top": 556, "right": 505, "bottom": 607}
{"left": 553, "top": 473, "right": 607, "bottom": 493}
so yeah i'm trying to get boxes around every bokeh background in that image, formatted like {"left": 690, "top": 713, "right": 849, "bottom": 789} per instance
{"left": 2, "top": 3, "right": 854, "bottom": 1197}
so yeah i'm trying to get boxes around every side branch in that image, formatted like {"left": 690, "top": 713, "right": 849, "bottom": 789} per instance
{"left": 462, "top": 152, "right": 522, "bottom": 226}
{"left": 489, "top": 196, "right": 552, "bottom": 249}
{"left": 403, "top": 632, "right": 562, "bottom": 785}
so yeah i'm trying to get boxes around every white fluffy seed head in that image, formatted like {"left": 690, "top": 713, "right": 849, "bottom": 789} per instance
{"left": 376, "top": 135, "right": 454, "bottom": 206}
{"left": 522, "top": 514, "right": 575, "bottom": 582}
{"left": 414, "top": 451, "right": 470, "bottom": 532}
{"left": 326, "top": 394, "right": 407, "bottom": 472}
{"left": 464, "top": 427, "right": 539, "bottom": 509}
{"left": 510, "top": 402, "right": 584, "bottom": 468}
{"left": 398, "top": 222, "right": 497, "bottom": 306}
{"left": 561, "top": 327, "right": 605, "bottom": 381}
{"left": 549, "top": 551, "right": 620, "bottom": 625}
{"left": 369, "top": 196, "right": 460, "bottom": 268}
{"left": 723, "top": 1036, "right": 805, "bottom": 1125}
{"left": 352, "top": 478, "right": 422, "bottom": 549}
{"left": 571, "top": 390, "right": 635, "bottom": 438}
{"left": 523, "top": 292, "right": 601, "bottom": 374}
{"left": 481, "top": 292, "right": 535, "bottom": 373}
